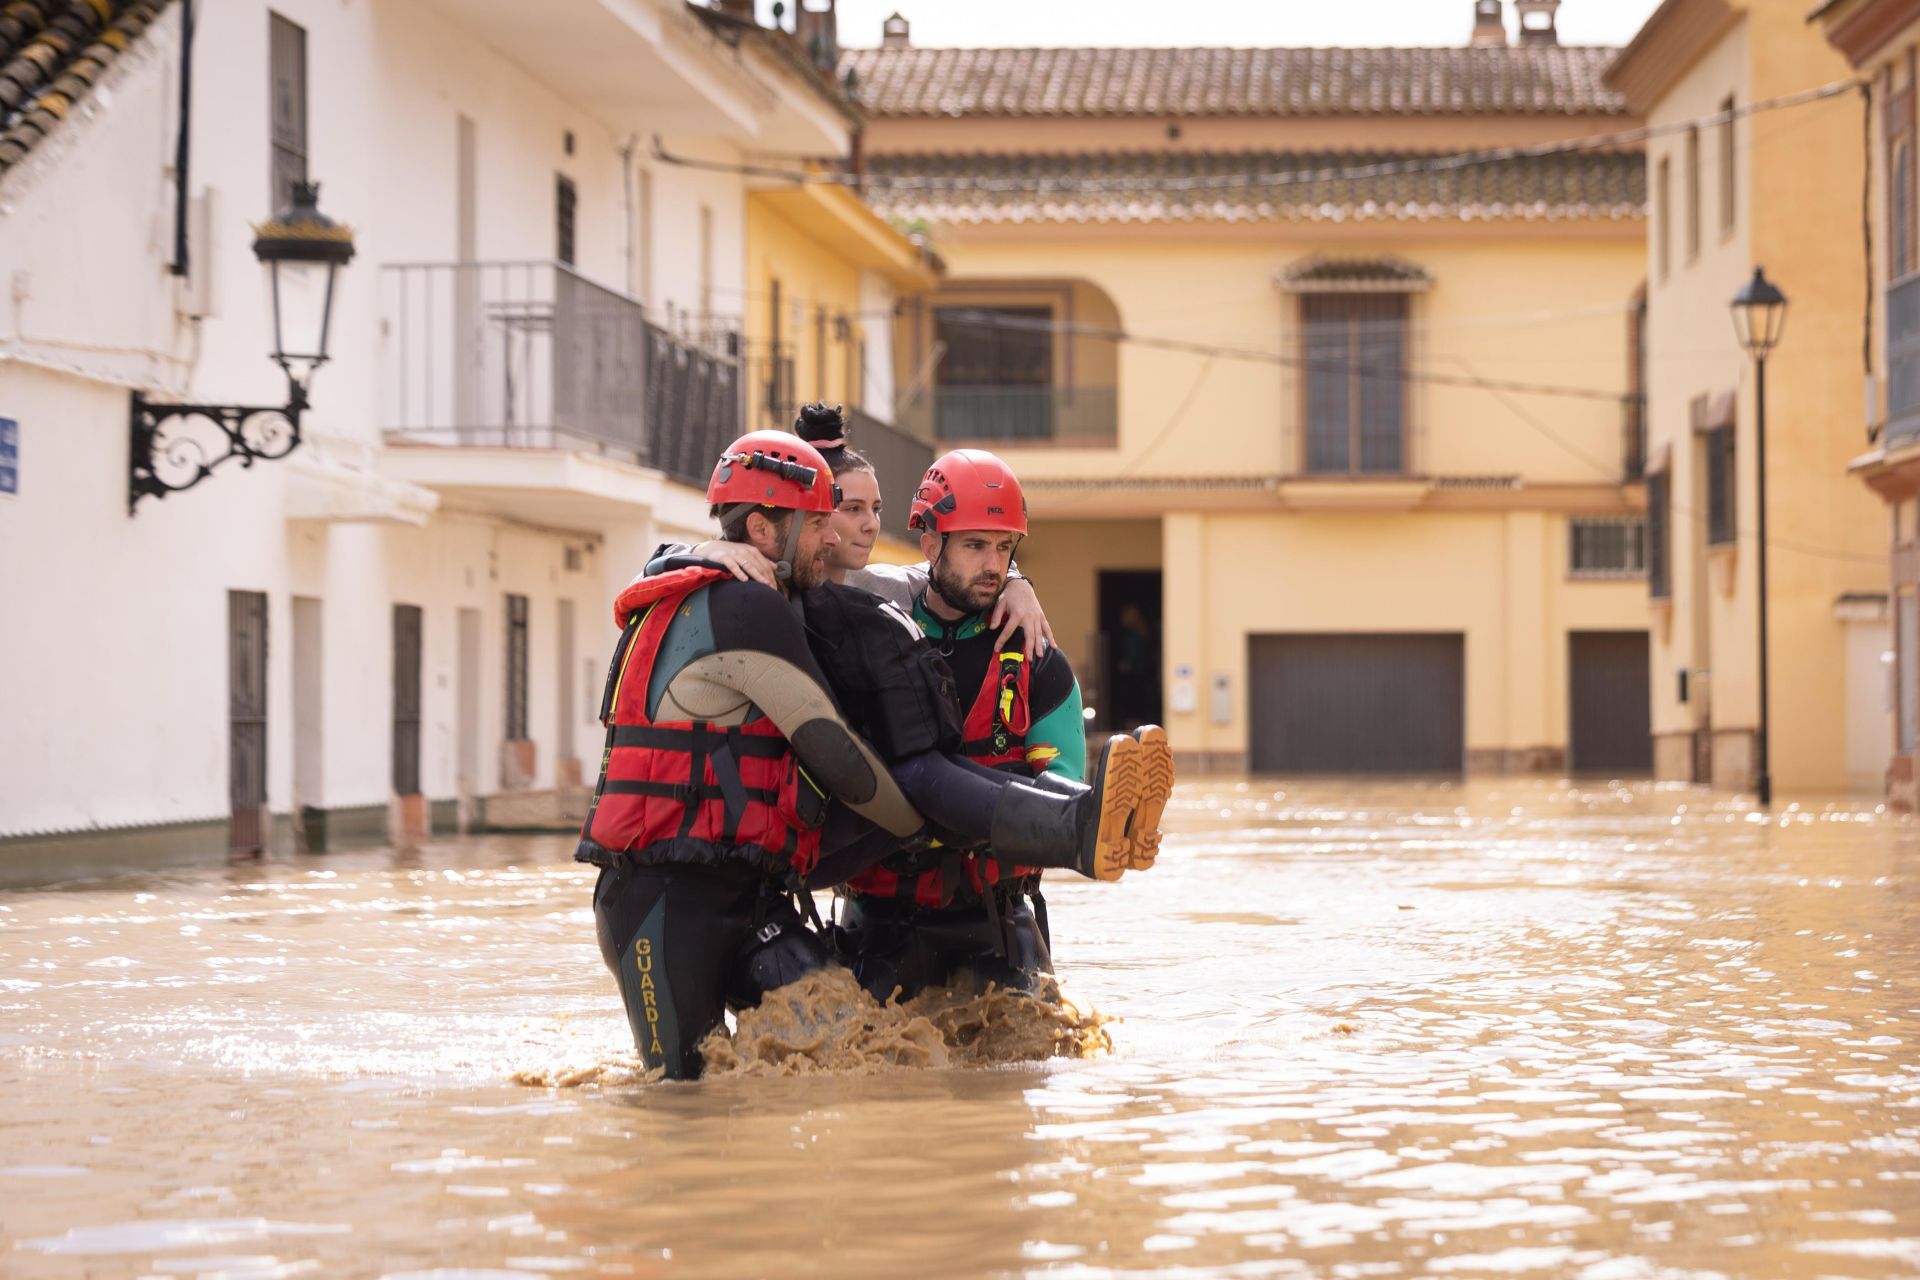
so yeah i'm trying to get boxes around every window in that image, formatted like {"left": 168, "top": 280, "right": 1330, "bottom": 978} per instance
{"left": 1706, "top": 424, "right": 1736, "bottom": 546}
{"left": 934, "top": 304, "right": 1055, "bottom": 438}
{"left": 392, "top": 605, "right": 422, "bottom": 795}
{"left": 1303, "top": 292, "right": 1409, "bottom": 474}
{"left": 765, "top": 278, "right": 794, "bottom": 420}
{"left": 1656, "top": 157, "right": 1671, "bottom": 281}
{"left": 505, "top": 593, "right": 530, "bottom": 741}
{"left": 1569, "top": 516, "right": 1647, "bottom": 579}
{"left": 637, "top": 168, "right": 654, "bottom": 303}
{"left": 1718, "top": 95, "right": 1736, "bottom": 235}
{"left": 1648, "top": 471, "right": 1672, "bottom": 599}
{"left": 268, "top": 13, "right": 307, "bottom": 213}
{"left": 556, "top": 175, "right": 577, "bottom": 267}
{"left": 698, "top": 204, "right": 714, "bottom": 318}
{"left": 1902, "top": 590, "right": 1918, "bottom": 753}
{"left": 1891, "top": 66, "right": 1917, "bottom": 279}
{"left": 1685, "top": 127, "right": 1701, "bottom": 261}
{"left": 1626, "top": 288, "right": 1648, "bottom": 479}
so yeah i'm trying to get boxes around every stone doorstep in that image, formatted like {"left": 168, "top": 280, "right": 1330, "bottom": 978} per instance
{"left": 474, "top": 787, "right": 593, "bottom": 833}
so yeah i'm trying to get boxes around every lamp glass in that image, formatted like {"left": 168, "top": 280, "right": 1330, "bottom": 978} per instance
{"left": 264, "top": 257, "right": 339, "bottom": 382}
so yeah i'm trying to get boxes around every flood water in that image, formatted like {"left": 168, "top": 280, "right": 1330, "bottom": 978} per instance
{"left": 3, "top": 779, "right": 1917, "bottom": 1279}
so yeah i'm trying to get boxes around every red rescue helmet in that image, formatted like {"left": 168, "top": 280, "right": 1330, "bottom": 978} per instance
{"left": 707, "top": 430, "right": 839, "bottom": 514}
{"left": 908, "top": 449, "right": 1028, "bottom": 536}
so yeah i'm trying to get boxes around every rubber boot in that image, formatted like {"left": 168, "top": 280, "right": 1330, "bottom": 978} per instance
{"left": 986, "top": 735, "right": 1145, "bottom": 882}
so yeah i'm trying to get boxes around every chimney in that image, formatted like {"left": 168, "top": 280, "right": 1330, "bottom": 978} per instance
{"left": 881, "top": 11, "right": 910, "bottom": 49}
{"left": 796, "top": 0, "right": 838, "bottom": 72}
{"left": 1470, "top": 0, "right": 1507, "bottom": 47}
{"left": 1515, "top": 0, "right": 1560, "bottom": 46}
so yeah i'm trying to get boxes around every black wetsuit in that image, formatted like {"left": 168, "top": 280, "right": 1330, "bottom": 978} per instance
{"left": 581, "top": 570, "right": 993, "bottom": 1076}
{"left": 836, "top": 605, "right": 1086, "bottom": 1003}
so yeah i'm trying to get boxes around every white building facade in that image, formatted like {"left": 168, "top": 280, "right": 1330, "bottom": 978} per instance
{"left": 0, "top": 0, "right": 855, "bottom": 882}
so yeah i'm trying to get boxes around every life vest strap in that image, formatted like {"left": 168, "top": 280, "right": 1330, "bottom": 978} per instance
{"left": 610, "top": 724, "right": 787, "bottom": 757}
{"left": 601, "top": 778, "right": 780, "bottom": 805}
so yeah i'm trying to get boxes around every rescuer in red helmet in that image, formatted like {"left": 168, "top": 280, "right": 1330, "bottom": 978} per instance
{"left": 831, "top": 446, "right": 1175, "bottom": 1001}
{"left": 578, "top": 430, "right": 1168, "bottom": 1078}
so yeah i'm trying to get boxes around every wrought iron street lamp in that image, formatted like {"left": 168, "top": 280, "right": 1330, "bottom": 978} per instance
{"left": 1730, "top": 265, "right": 1788, "bottom": 805}
{"left": 129, "top": 181, "right": 356, "bottom": 512}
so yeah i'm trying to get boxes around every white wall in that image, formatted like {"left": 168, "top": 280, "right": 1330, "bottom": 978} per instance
{"left": 0, "top": 0, "right": 816, "bottom": 841}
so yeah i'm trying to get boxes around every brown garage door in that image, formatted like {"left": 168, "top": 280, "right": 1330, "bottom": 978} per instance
{"left": 1568, "top": 631, "right": 1652, "bottom": 774}
{"left": 1248, "top": 634, "right": 1465, "bottom": 774}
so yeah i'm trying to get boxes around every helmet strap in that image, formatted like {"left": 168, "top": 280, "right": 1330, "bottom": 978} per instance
{"left": 776, "top": 508, "right": 805, "bottom": 585}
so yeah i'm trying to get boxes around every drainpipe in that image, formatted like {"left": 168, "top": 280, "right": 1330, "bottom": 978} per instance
{"left": 171, "top": 0, "right": 194, "bottom": 276}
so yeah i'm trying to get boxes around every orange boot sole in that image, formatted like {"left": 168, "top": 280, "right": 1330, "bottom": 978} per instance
{"left": 1085, "top": 734, "right": 1144, "bottom": 882}
{"left": 1124, "top": 725, "right": 1175, "bottom": 870}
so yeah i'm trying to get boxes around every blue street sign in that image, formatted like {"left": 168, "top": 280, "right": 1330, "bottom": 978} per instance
{"left": 0, "top": 418, "right": 16, "bottom": 497}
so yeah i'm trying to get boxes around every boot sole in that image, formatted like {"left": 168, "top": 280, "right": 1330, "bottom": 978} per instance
{"left": 1088, "top": 735, "right": 1143, "bottom": 882}
{"left": 1125, "top": 725, "right": 1175, "bottom": 870}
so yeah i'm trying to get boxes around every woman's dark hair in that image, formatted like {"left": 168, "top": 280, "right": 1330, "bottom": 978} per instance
{"left": 794, "top": 402, "right": 873, "bottom": 480}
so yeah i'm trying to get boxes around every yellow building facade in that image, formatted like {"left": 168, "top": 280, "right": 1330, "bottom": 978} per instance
{"left": 1818, "top": 0, "right": 1920, "bottom": 806}
{"left": 1611, "top": 0, "right": 1886, "bottom": 796}
{"left": 742, "top": 179, "right": 940, "bottom": 556}
{"left": 844, "top": 7, "right": 1657, "bottom": 775}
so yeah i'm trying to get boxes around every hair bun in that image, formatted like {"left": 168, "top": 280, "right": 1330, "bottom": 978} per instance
{"left": 795, "top": 402, "right": 849, "bottom": 450}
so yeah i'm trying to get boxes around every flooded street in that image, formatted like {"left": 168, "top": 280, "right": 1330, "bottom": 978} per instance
{"left": 3, "top": 779, "right": 1917, "bottom": 1279}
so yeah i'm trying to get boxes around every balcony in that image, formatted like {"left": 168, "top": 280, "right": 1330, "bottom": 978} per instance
{"left": 899, "top": 386, "right": 1118, "bottom": 446}
{"left": 382, "top": 261, "right": 740, "bottom": 491}
{"left": 1888, "top": 273, "right": 1920, "bottom": 446}
{"left": 845, "top": 407, "right": 934, "bottom": 543}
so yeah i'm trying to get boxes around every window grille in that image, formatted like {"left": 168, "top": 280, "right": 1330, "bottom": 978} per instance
{"left": 1569, "top": 516, "right": 1647, "bottom": 579}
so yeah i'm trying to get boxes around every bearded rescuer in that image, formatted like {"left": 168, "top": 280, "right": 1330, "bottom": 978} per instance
{"left": 578, "top": 431, "right": 1170, "bottom": 1078}
{"left": 836, "top": 450, "right": 1176, "bottom": 1003}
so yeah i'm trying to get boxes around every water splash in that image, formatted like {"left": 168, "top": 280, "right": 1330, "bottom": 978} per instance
{"left": 702, "top": 967, "right": 1111, "bottom": 1077}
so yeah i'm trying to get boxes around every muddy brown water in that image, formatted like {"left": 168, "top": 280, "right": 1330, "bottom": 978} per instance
{"left": 2, "top": 779, "right": 1916, "bottom": 1278}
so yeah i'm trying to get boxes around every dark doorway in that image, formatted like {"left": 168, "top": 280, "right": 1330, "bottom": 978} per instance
{"left": 393, "top": 604, "right": 423, "bottom": 797}
{"left": 229, "top": 590, "right": 270, "bottom": 855}
{"left": 1568, "top": 630, "right": 1653, "bottom": 774}
{"left": 1249, "top": 633, "right": 1465, "bottom": 774}
{"left": 1096, "top": 569, "right": 1162, "bottom": 731}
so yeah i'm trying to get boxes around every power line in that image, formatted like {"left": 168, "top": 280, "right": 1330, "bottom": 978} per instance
{"left": 650, "top": 78, "right": 1859, "bottom": 194}
{"left": 934, "top": 305, "right": 1628, "bottom": 402}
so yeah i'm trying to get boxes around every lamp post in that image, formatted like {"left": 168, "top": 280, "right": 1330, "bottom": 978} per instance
{"left": 1729, "top": 265, "right": 1789, "bottom": 806}
{"left": 130, "top": 181, "right": 356, "bottom": 512}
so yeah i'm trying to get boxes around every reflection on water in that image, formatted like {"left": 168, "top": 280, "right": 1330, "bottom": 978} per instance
{"left": 2, "top": 780, "right": 1917, "bottom": 1278}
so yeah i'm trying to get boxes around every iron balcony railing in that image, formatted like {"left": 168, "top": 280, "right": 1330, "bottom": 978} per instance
{"left": 1889, "top": 273, "right": 1920, "bottom": 446}
{"left": 898, "top": 385, "right": 1119, "bottom": 445}
{"left": 846, "top": 407, "right": 934, "bottom": 543}
{"left": 381, "top": 261, "right": 741, "bottom": 487}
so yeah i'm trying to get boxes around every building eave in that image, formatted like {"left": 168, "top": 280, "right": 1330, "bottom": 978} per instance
{"left": 751, "top": 182, "right": 939, "bottom": 290}
{"left": 1604, "top": 0, "right": 1743, "bottom": 114}
{"left": 1813, "top": 0, "right": 1920, "bottom": 67}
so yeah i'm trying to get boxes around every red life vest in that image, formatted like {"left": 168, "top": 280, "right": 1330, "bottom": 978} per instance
{"left": 576, "top": 566, "right": 822, "bottom": 880}
{"left": 845, "top": 645, "right": 1045, "bottom": 907}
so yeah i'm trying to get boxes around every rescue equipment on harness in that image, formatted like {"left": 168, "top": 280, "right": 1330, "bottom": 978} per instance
{"left": 575, "top": 566, "right": 824, "bottom": 880}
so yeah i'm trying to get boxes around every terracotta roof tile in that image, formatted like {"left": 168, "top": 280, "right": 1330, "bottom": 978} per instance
{"left": 839, "top": 45, "right": 1627, "bottom": 118}
{"left": 861, "top": 150, "right": 1645, "bottom": 226}
{"left": 0, "top": 0, "right": 167, "bottom": 181}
